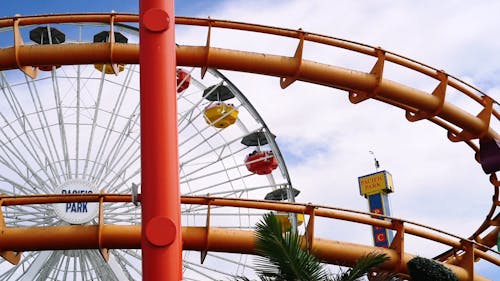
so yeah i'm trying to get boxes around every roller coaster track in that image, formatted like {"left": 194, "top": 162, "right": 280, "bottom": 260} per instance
{"left": 0, "top": 13, "right": 498, "bottom": 280}
{"left": 0, "top": 194, "right": 498, "bottom": 281}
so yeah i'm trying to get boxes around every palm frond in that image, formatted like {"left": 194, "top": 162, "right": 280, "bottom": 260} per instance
{"left": 253, "top": 213, "right": 331, "bottom": 281}
{"left": 331, "top": 253, "right": 390, "bottom": 281}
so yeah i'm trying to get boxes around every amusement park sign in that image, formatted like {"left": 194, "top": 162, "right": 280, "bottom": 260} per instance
{"left": 358, "top": 170, "right": 394, "bottom": 196}
{"left": 53, "top": 179, "right": 99, "bottom": 224}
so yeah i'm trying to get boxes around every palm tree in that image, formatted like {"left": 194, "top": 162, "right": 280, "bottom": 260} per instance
{"left": 235, "top": 213, "right": 393, "bottom": 281}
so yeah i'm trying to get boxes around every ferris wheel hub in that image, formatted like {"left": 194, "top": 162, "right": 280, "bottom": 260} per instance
{"left": 52, "top": 179, "right": 99, "bottom": 224}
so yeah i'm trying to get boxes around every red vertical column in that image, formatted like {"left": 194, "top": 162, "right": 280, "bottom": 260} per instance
{"left": 139, "top": 1, "right": 182, "bottom": 280}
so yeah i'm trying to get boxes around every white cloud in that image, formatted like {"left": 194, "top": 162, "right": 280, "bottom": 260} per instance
{"left": 177, "top": 0, "right": 500, "bottom": 278}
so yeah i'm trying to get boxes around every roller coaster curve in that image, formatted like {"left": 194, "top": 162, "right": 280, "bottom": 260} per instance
{"left": 0, "top": 13, "right": 498, "bottom": 281}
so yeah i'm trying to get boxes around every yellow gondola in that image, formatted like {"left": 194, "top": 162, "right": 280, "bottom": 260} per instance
{"left": 275, "top": 212, "right": 304, "bottom": 231}
{"left": 93, "top": 31, "right": 128, "bottom": 75}
{"left": 94, "top": 63, "right": 126, "bottom": 74}
{"left": 204, "top": 102, "right": 239, "bottom": 128}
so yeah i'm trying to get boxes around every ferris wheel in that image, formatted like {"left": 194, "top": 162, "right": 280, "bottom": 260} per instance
{"left": 0, "top": 23, "right": 296, "bottom": 280}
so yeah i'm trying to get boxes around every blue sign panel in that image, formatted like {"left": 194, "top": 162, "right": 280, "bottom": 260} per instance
{"left": 368, "top": 193, "right": 393, "bottom": 248}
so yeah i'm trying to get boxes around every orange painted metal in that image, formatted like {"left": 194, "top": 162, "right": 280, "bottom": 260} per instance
{"left": 0, "top": 13, "right": 498, "bottom": 280}
{"left": 1, "top": 195, "right": 498, "bottom": 265}
{"left": 0, "top": 202, "right": 21, "bottom": 265}
{"left": 0, "top": 44, "right": 496, "bottom": 142}
{"left": 139, "top": 1, "right": 182, "bottom": 280}
{"left": 389, "top": 221, "right": 405, "bottom": 264}
{"left": 0, "top": 224, "right": 493, "bottom": 281}
{"left": 3, "top": 40, "right": 496, "bottom": 249}
{"left": 0, "top": 14, "right": 496, "bottom": 111}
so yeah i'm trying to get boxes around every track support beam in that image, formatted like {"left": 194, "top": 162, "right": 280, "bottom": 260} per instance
{"left": 140, "top": 0, "right": 182, "bottom": 280}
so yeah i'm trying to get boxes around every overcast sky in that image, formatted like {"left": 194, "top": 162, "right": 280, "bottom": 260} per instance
{"left": 2, "top": 1, "right": 499, "bottom": 279}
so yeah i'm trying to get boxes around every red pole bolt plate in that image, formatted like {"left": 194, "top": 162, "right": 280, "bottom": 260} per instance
{"left": 145, "top": 216, "right": 177, "bottom": 247}
{"left": 143, "top": 8, "right": 170, "bottom": 32}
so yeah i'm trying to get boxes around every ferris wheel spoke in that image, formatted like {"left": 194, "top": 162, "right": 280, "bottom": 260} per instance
{"left": 178, "top": 104, "right": 205, "bottom": 136}
{"left": 177, "top": 87, "right": 206, "bottom": 132}
{"left": 0, "top": 83, "right": 57, "bottom": 190}
{"left": 104, "top": 206, "right": 140, "bottom": 224}
{"left": 0, "top": 129, "right": 54, "bottom": 192}
{"left": 181, "top": 207, "right": 262, "bottom": 229}
{"left": 92, "top": 130, "right": 140, "bottom": 184}
{"left": 179, "top": 106, "right": 242, "bottom": 152}
{"left": 103, "top": 203, "right": 139, "bottom": 214}
{"left": 206, "top": 252, "right": 257, "bottom": 272}
{"left": 90, "top": 123, "right": 140, "bottom": 191}
{"left": 87, "top": 250, "right": 119, "bottom": 281}
{"left": 0, "top": 136, "right": 49, "bottom": 190}
{"left": 17, "top": 251, "right": 53, "bottom": 281}
{"left": 177, "top": 80, "right": 223, "bottom": 134}
{"left": 105, "top": 156, "right": 141, "bottom": 193}
{"left": 4, "top": 207, "right": 55, "bottom": 226}
{"left": 38, "top": 251, "right": 63, "bottom": 280}
{"left": 60, "top": 253, "right": 72, "bottom": 281}
{"left": 93, "top": 110, "right": 140, "bottom": 188}
{"left": 180, "top": 160, "right": 253, "bottom": 189}
{"left": 80, "top": 251, "right": 93, "bottom": 280}
{"left": 0, "top": 80, "right": 57, "bottom": 188}
{"left": 0, "top": 252, "right": 35, "bottom": 280}
{"left": 16, "top": 113, "right": 59, "bottom": 187}
{"left": 182, "top": 202, "right": 232, "bottom": 214}
{"left": 107, "top": 252, "right": 134, "bottom": 281}
{"left": 109, "top": 250, "right": 141, "bottom": 280}
{"left": 82, "top": 71, "right": 106, "bottom": 179}
{"left": 0, "top": 175, "right": 41, "bottom": 196}
{"left": 4, "top": 208, "right": 54, "bottom": 220}
{"left": 184, "top": 257, "right": 251, "bottom": 280}
{"left": 180, "top": 138, "right": 247, "bottom": 178}
{"left": 203, "top": 183, "right": 282, "bottom": 198}
{"left": 25, "top": 79, "right": 66, "bottom": 184}
{"left": 182, "top": 262, "right": 221, "bottom": 281}
{"left": 75, "top": 65, "right": 81, "bottom": 179}
{"left": 0, "top": 154, "right": 51, "bottom": 194}
{"left": 87, "top": 67, "right": 137, "bottom": 181}
{"left": 49, "top": 70, "right": 73, "bottom": 181}
{"left": 116, "top": 249, "right": 141, "bottom": 261}
{"left": 180, "top": 129, "right": 248, "bottom": 167}
{"left": 94, "top": 114, "right": 138, "bottom": 183}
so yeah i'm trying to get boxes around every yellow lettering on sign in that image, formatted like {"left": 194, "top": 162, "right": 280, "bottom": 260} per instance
{"left": 359, "top": 172, "right": 390, "bottom": 195}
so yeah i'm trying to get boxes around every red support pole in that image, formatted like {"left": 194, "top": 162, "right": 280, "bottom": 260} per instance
{"left": 139, "top": 1, "right": 182, "bottom": 280}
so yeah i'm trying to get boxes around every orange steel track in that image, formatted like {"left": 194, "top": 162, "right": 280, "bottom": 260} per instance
{"left": 0, "top": 13, "right": 498, "bottom": 281}
{"left": 0, "top": 194, "right": 499, "bottom": 281}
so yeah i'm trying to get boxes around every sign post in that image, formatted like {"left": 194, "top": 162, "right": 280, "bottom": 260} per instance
{"left": 358, "top": 170, "right": 394, "bottom": 248}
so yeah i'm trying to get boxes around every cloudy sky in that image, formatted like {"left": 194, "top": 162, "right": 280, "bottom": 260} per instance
{"left": 2, "top": 0, "right": 499, "bottom": 279}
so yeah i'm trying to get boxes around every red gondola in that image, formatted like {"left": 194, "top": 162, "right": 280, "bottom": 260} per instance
{"left": 176, "top": 69, "right": 191, "bottom": 93}
{"left": 245, "top": 150, "right": 278, "bottom": 175}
